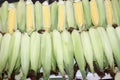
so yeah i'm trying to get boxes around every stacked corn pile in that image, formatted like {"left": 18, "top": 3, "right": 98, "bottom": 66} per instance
{"left": 0, "top": 0, "right": 120, "bottom": 80}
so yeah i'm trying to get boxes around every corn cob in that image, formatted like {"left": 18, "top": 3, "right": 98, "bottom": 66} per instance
{"left": 50, "top": 32, "right": 57, "bottom": 71}
{"left": 0, "top": 33, "right": 9, "bottom": 77}
{"left": 89, "top": 28, "right": 104, "bottom": 71}
{"left": 90, "top": 0, "right": 99, "bottom": 27}
{"left": 21, "top": 33, "right": 30, "bottom": 79}
{"left": 74, "top": 0, "right": 84, "bottom": 31}
{"left": 111, "top": 0, "right": 120, "bottom": 25}
{"left": 41, "top": 32, "right": 52, "bottom": 80}
{"left": 82, "top": 0, "right": 92, "bottom": 28}
{"left": 50, "top": 1, "right": 58, "bottom": 30}
{"left": 26, "top": 0, "right": 35, "bottom": 33}
{"left": 8, "top": 4, "right": 17, "bottom": 34}
{"left": 30, "top": 32, "right": 40, "bottom": 74}
{"left": 71, "top": 30, "right": 86, "bottom": 79}
{"left": 115, "top": 27, "right": 120, "bottom": 42}
{"left": 97, "top": 27, "right": 114, "bottom": 68}
{"left": 96, "top": 0, "right": 106, "bottom": 27}
{"left": 35, "top": 1, "right": 42, "bottom": 31}
{"left": 61, "top": 30, "right": 74, "bottom": 80}
{"left": 81, "top": 31, "right": 94, "bottom": 72}
{"left": 58, "top": 0, "right": 65, "bottom": 31}
{"left": 52, "top": 30, "right": 65, "bottom": 76}
{"left": 104, "top": 0, "right": 113, "bottom": 25}
{"left": 17, "top": 0, "right": 26, "bottom": 32}
{"left": 42, "top": 1, "right": 51, "bottom": 31}
{"left": 65, "top": 0, "right": 76, "bottom": 29}
{"left": 106, "top": 26, "right": 120, "bottom": 70}
{"left": 1, "top": 1, "right": 8, "bottom": 33}
{"left": 8, "top": 30, "right": 21, "bottom": 78}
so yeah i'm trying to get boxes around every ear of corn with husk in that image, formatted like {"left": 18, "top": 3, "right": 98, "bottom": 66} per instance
{"left": 58, "top": 1, "right": 65, "bottom": 31}
{"left": 106, "top": 25, "right": 120, "bottom": 70}
{"left": 0, "top": 34, "right": 9, "bottom": 77}
{"left": 30, "top": 32, "right": 41, "bottom": 74}
{"left": 96, "top": 0, "right": 106, "bottom": 27}
{"left": 97, "top": 27, "right": 114, "bottom": 68}
{"left": 71, "top": 30, "right": 86, "bottom": 79}
{"left": 82, "top": 0, "right": 92, "bottom": 28}
{"left": 104, "top": 0, "right": 113, "bottom": 25}
{"left": 81, "top": 31, "right": 94, "bottom": 72}
{"left": 74, "top": 0, "right": 84, "bottom": 31}
{"left": 90, "top": 0, "right": 99, "bottom": 27}
{"left": 42, "top": 1, "right": 51, "bottom": 31}
{"left": 61, "top": 30, "right": 74, "bottom": 80}
{"left": 41, "top": 32, "right": 52, "bottom": 80}
{"left": 20, "top": 33, "right": 30, "bottom": 79}
{"left": 17, "top": 0, "right": 26, "bottom": 32}
{"left": 1, "top": 1, "right": 8, "bottom": 33}
{"left": 8, "top": 30, "right": 21, "bottom": 78}
{"left": 111, "top": 0, "right": 120, "bottom": 25}
{"left": 89, "top": 27, "right": 104, "bottom": 71}
{"left": 26, "top": 0, "right": 35, "bottom": 33}
{"left": 52, "top": 30, "right": 65, "bottom": 76}
{"left": 65, "top": 0, "right": 76, "bottom": 29}
{"left": 8, "top": 4, "right": 17, "bottom": 34}
{"left": 50, "top": 1, "right": 58, "bottom": 30}
{"left": 35, "top": 1, "right": 42, "bottom": 31}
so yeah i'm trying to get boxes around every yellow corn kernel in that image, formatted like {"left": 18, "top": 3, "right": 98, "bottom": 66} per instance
{"left": 58, "top": 1, "right": 65, "bottom": 31}
{"left": 43, "top": 1, "right": 51, "bottom": 31}
{"left": 105, "top": 0, "right": 113, "bottom": 25}
{"left": 8, "top": 4, "right": 16, "bottom": 34}
{"left": 26, "top": 1, "right": 35, "bottom": 33}
{"left": 90, "top": 0, "right": 99, "bottom": 26}
{"left": 74, "top": 1, "right": 84, "bottom": 27}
